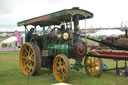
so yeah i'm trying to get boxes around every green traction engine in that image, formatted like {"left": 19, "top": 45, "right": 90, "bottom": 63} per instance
{"left": 18, "top": 7, "right": 103, "bottom": 82}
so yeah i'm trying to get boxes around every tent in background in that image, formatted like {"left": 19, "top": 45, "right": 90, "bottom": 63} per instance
{"left": 0, "top": 36, "right": 18, "bottom": 48}
{"left": 90, "top": 30, "right": 125, "bottom": 37}
{"left": 0, "top": 34, "right": 25, "bottom": 48}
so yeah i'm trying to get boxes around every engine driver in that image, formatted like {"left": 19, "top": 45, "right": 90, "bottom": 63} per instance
{"left": 25, "top": 28, "right": 35, "bottom": 42}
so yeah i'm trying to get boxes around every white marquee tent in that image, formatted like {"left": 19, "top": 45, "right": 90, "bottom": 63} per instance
{"left": 90, "top": 30, "right": 125, "bottom": 37}
{"left": 0, "top": 36, "right": 18, "bottom": 48}
{"left": 0, "top": 33, "right": 25, "bottom": 48}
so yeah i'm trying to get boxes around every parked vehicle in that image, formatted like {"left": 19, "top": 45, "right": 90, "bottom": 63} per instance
{"left": 17, "top": 7, "right": 98, "bottom": 82}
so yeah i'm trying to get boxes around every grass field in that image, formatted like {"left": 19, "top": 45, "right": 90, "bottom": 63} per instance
{"left": 0, "top": 51, "right": 128, "bottom": 85}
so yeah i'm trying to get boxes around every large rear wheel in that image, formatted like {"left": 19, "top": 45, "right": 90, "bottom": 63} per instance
{"left": 19, "top": 42, "right": 41, "bottom": 75}
{"left": 84, "top": 52, "right": 103, "bottom": 77}
{"left": 53, "top": 54, "right": 71, "bottom": 82}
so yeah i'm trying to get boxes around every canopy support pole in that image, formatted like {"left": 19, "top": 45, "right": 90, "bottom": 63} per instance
{"left": 85, "top": 19, "right": 87, "bottom": 42}
{"left": 71, "top": 16, "right": 73, "bottom": 45}
{"left": 24, "top": 25, "right": 28, "bottom": 38}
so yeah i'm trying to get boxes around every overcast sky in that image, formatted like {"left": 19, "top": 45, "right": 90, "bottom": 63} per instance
{"left": 0, "top": 0, "right": 128, "bottom": 31}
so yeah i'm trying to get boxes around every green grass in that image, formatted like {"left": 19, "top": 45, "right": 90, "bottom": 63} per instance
{"left": 0, "top": 51, "right": 128, "bottom": 85}
{"left": 81, "top": 38, "right": 98, "bottom": 45}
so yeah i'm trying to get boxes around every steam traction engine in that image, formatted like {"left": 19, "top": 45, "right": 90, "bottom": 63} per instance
{"left": 17, "top": 7, "right": 101, "bottom": 82}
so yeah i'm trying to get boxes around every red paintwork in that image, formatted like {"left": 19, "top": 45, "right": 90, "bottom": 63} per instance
{"left": 27, "top": 16, "right": 48, "bottom": 24}
{"left": 77, "top": 44, "right": 86, "bottom": 56}
{"left": 96, "top": 51, "right": 128, "bottom": 58}
{"left": 69, "top": 10, "right": 89, "bottom": 16}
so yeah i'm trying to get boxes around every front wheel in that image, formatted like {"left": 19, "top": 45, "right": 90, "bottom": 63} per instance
{"left": 19, "top": 42, "right": 41, "bottom": 75}
{"left": 53, "top": 54, "right": 71, "bottom": 82}
{"left": 84, "top": 52, "right": 103, "bottom": 77}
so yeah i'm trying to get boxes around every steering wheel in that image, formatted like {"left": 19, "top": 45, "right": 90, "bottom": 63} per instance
{"left": 46, "top": 27, "right": 52, "bottom": 34}
{"left": 30, "top": 34, "right": 38, "bottom": 44}
{"left": 51, "top": 27, "right": 60, "bottom": 34}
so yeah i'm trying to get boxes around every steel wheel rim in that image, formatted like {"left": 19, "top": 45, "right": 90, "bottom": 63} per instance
{"left": 20, "top": 43, "right": 35, "bottom": 75}
{"left": 53, "top": 54, "right": 70, "bottom": 82}
{"left": 84, "top": 52, "right": 103, "bottom": 77}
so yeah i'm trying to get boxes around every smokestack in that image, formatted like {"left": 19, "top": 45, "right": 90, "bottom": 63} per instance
{"left": 72, "top": 7, "right": 79, "bottom": 9}
{"left": 73, "top": 14, "right": 80, "bottom": 39}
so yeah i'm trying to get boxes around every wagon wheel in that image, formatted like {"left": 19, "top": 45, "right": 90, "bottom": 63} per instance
{"left": 84, "top": 52, "right": 103, "bottom": 77}
{"left": 19, "top": 42, "right": 41, "bottom": 75}
{"left": 53, "top": 54, "right": 71, "bottom": 82}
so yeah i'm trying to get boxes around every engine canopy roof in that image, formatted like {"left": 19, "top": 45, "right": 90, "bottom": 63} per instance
{"left": 17, "top": 7, "right": 93, "bottom": 27}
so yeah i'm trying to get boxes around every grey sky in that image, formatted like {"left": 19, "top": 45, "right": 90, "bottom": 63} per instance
{"left": 0, "top": 0, "right": 128, "bottom": 31}
{"left": 0, "top": 0, "right": 14, "bottom": 14}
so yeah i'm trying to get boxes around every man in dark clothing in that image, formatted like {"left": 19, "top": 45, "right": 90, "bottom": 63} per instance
{"left": 25, "top": 28, "right": 34, "bottom": 42}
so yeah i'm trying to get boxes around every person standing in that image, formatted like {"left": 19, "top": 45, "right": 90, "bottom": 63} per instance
{"left": 25, "top": 28, "right": 34, "bottom": 42}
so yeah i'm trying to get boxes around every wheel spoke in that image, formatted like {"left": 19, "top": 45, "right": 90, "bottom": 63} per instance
{"left": 62, "top": 71, "right": 66, "bottom": 81}
{"left": 30, "top": 53, "right": 35, "bottom": 62}
{"left": 28, "top": 47, "right": 32, "bottom": 54}
{"left": 24, "top": 51, "right": 28, "bottom": 56}
{"left": 25, "top": 48, "right": 29, "bottom": 55}
{"left": 56, "top": 71, "right": 61, "bottom": 75}
{"left": 88, "top": 68, "right": 91, "bottom": 72}
{"left": 22, "top": 57, "right": 26, "bottom": 59}
{"left": 58, "top": 61, "right": 62, "bottom": 67}
{"left": 62, "top": 61, "right": 65, "bottom": 65}
{"left": 94, "top": 67, "right": 98, "bottom": 72}
{"left": 91, "top": 57, "right": 92, "bottom": 63}
{"left": 27, "top": 69, "right": 31, "bottom": 73}
{"left": 24, "top": 60, "right": 28, "bottom": 64}
{"left": 31, "top": 59, "right": 35, "bottom": 62}
{"left": 30, "top": 63, "right": 34, "bottom": 71}
{"left": 87, "top": 58, "right": 91, "bottom": 63}
{"left": 95, "top": 59, "right": 99, "bottom": 62}
{"left": 95, "top": 63, "right": 100, "bottom": 66}
{"left": 86, "top": 61, "right": 90, "bottom": 64}
{"left": 62, "top": 63, "right": 66, "bottom": 69}
{"left": 56, "top": 71, "right": 61, "bottom": 78}
{"left": 94, "top": 68, "right": 96, "bottom": 72}
{"left": 93, "top": 57, "right": 95, "bottom": 62}
{"left": 58, "top": 57, "right": 61, "bottom": 62}
{"left": 27, "top": 63, "right": 32, "bottom": 70}
{"left": 24, "top": 64, "right": 28, "bottom": 69}
{"left": 30, "top": 53, "right": 34, "bottom": 56}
